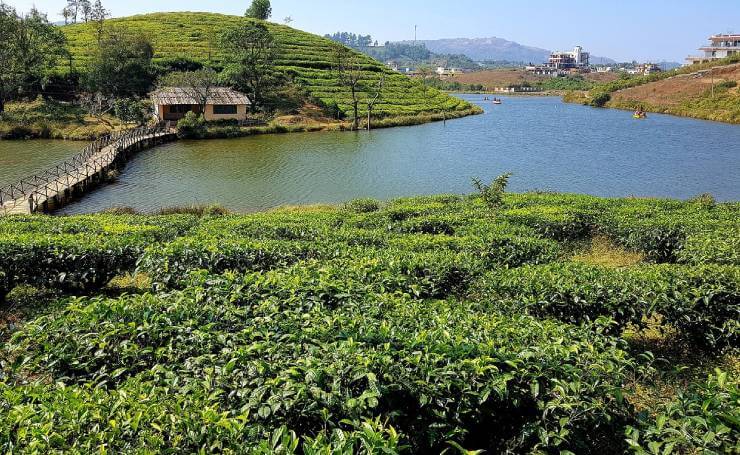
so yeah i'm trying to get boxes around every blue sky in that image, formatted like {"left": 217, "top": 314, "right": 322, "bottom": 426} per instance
{"left": 7, "top": 0, "right": 740, "bottom": 62}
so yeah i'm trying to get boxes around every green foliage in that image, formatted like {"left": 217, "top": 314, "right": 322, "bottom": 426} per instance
{"left": 112, "top": 98, "right": 150, "bottom": 124}
{"left": 0, "top": 191, "right": 738, "bottom": 452}
{"left": 345, "top": 198, "right": 382, "bottom": 213}
{"left": 626, "top": 370, "right": 739, "bottom": 454}
{"left": 0, "top": 6, "right": 68, "bottom": 111}
{"left": 479, "top": 263, "right": 739, "bottom": 347}
{"left": 219, "top": 21, "right": 281, "bottom": 110}
{"left": 0, "top": 214, "right": 196, "bottom": 298}
{"left": 245, "top": 0, "right": 272, "bottom": 20}
{"left": 472, "top": 172, "right": 512, "bottom": 210}
{"left": 590, "top": 91, "right": 611, "bottom": 107}
{"left": 176, "top": 111, "right": 207, "bottom": 138}
{"left": 84, "top": 27, "right": 155, "bottom": 97}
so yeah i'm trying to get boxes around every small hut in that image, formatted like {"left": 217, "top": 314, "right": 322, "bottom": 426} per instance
{"left": 151, "top": 87, "right": 251, "bottom": 122}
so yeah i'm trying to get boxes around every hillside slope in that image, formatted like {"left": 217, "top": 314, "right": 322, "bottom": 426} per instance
{"left": 409, "top": 37, "right": 550, "bottom": 62}
{"left": 607, "top": 63, "right": 740, "bottom": 123}
{"left": 564, "top": 57, "right": 740, "bottom": 124}
{"left": 402, "top": 38, "right": 615, "bottom": 65}
{"left": 61, "top": 12, "right": 478, "bottom": 120}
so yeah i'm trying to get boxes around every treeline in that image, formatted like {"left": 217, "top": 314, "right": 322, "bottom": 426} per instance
{"left": 324, "top": 32, "right": 377, "bottom": 48}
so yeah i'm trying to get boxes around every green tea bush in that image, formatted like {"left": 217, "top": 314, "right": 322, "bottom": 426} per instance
{"left": 625, "top": 370, "right": 739, "bottom": 454}
{"left": 345, "top": 198, "right": 382, "bottom": 213}
{"left": 1, "top": 191, "right": 738, "bottom": 453}
{"left": 0, "top": 215, "right": 197, "bottom": 296}
{"left": 5, "top": 286, "right": 637, "bottom": 453}
{"left": 678, "top": 228, "right": 740, "bottom": 265}
{"left": 655, "top": 265, "right": 739, "bottom": 351}
{"left": 480, "top": 262, "right": 652, "bottom": 332}
{"left": 139, "top": 237, "right": 325, "bottom": 288}
{"left": 480, "top": 263, "right": 739, "bottom": 347}
{"left": 504, "top": 206, "right": 595, "bottom": 241}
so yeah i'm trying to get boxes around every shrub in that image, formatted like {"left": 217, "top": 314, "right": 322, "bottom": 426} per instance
{"left": 625, "top": 370, "right": 739, "bottom": 454}
{"left": 5, "top": 288, "right": 637, "bottom": 454}
{"left": 590, "top": 92, "right": 611, "bottom": 107}
{"left": 345, "top": 198, "right": 382, "bottom": 213}
{"left": 472, "top": 172, "right": 512, "bottom": 210}
{"left": 176, "top": 111, "right": 207, "bottom": 138}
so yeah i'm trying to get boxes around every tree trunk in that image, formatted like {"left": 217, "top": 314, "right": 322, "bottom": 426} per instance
{"left": 367, "top": 107, "right": 371, "bottom": 131}
{"left": 0, "top": 97, "right": 4, "bottom": 114}
{"left": 351, "top": 85, "right": 359, "bottom": 131}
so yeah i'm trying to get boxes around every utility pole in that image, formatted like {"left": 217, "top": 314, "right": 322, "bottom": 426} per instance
{"left": 414, "top": 25, "right": 417, "bottom": 46}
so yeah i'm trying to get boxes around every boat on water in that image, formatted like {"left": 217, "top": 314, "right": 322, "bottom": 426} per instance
{"left": 633, "top": 108, "right": 647, "bottom": 119}
{"left": 492, "top": 98, "right": 502, "bottom": 105}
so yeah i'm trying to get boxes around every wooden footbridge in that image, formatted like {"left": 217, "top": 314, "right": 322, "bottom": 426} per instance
{"left": 0, "top": 125, "right": 177, "bottom": 215}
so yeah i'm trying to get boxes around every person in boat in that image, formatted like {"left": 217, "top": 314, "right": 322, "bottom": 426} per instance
{"left": 634, "top": 107, "right": 646, "bottom": 118}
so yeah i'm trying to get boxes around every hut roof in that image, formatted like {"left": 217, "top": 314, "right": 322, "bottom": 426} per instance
{"left": 151, "top": 87, "right": 251, "bottom": 105}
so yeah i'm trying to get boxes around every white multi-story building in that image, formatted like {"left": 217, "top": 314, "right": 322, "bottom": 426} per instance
{"left": 686, "top": 34, "right": 740, "bottom": 65}
{"left": 547, "top": 46, "right": 590, "bottom": 69}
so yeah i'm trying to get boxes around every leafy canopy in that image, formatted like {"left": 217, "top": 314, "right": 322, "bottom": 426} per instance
{"left": 245, "top": 0, "right": 271, "bottom": 20}
{"left": 219, "top": 21, "right": 280, "bottom": 110}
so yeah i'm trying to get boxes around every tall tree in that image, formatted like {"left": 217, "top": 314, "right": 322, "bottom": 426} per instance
{"left": 159, "top": 69, "right": 219, "bottom": 114}
{"left": 65, "top": 0, "right": 79, "bottom": 23}
{"left": 85, "top": 27, "right": 154, "bottom": 99}
{"left": 0, "top": 6, "right": 67, "bottom": 113}
{"left": 219, "top": 22, "right": 279, "bottom": 111}
{"left": 245, "top": 0, "right": 271, "bottom": 20}
{"left": 334, "top": 44, "right": 365, "bottom": 130}
{"left": 79, "top": 0, "right": 92, "bottom": 22}
{"left": 0, "top": 4, "right": 20, "bottom": 113}
{"left": 89, "top": 0, "right": 109, "bottom": 44}
{"left": 60, "top": 6, "right": 72, "bottom": 25}
{"left": 366, "top": 74, "right": 385, "bottom": 130}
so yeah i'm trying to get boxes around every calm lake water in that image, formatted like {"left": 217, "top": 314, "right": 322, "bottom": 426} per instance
{"left": 0, "top": 140, "right": 82, "bottom": 188}
{"left": 1, "top": 95, "right": 738, "bottom": 213}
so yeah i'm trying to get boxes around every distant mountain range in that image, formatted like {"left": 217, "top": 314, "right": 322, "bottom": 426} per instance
{"left": 398, "top": 37, "right": 616, "bottom": 65}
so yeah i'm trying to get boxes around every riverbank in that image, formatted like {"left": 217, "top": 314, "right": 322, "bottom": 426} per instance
{"left": 0, "top": 99, "right": 482, "bottom": 141}
{"left": 195, "top": 106, "right": 483, "bottom": 139}
{"left": 563, "top": 59, "right": 740, "bottom": 124}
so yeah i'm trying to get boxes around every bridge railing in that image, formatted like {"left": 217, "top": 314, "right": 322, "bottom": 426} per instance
{"left": 0, "top": 125, "right": 172, "bottom": 208}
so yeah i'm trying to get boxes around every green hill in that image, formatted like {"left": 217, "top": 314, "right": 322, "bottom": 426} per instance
{"left": 61, "top": 12, "right": 479, "bottom": 120}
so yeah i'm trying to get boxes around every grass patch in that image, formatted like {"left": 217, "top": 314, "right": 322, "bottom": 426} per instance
{"left": 0, "top": 98, "right": 125, "bottom": 140}
{"left": 573, "top": 235, "right": 645, "bottom": 268}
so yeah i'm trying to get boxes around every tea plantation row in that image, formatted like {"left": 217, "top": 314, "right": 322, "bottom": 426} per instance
{"left": 1, "top": 193, "right": 738, "bottom": 453}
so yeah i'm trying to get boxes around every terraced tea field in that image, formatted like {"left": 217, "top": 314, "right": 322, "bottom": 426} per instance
{"left": 1, "top": 193, "right": 738, "bottom": 453}
{"left": 60, "top": 12, "right": 477, "bottom": 120}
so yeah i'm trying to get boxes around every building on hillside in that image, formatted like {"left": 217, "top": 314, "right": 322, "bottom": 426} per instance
{"left": 435, "top": 67, "right": 464, "bottom": 77}
{"left": 638, "top": 63, "right": 662, "bottom": 75}
{"left": 686, "top": 34, "right": 740, "bottom": 65}
{"left": 525, "top": 65, "right": 562, "bottom": 76}
{"left": 151, "top": 87, "right": 251, "bottom": 122}
{"left": 546, "top": 46, "right": 590, "bottom": 69}
{"left": 526, "top": 46, "right": 590, "bottom": 76}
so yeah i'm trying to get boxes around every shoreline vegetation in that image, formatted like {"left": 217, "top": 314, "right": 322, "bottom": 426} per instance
{"left": 0, "top": 98, "right": 482, "bottom": 141}
{"left": 1, "top": 189, "right": 738, "bottom": 453}
{"left": 562, "top": 55, "right": 740, "bottom": 124}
